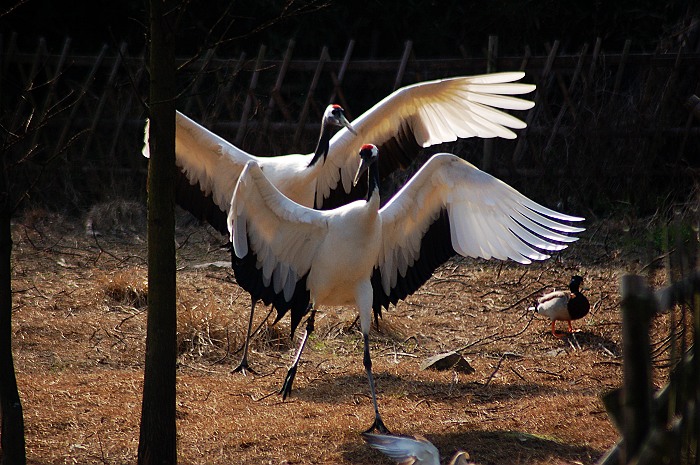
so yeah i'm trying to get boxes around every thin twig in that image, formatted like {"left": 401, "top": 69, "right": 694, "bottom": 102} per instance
{"left": 484, "top": 354, "right": 506, "bottom": 388}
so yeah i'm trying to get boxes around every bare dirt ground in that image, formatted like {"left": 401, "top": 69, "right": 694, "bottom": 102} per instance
{"left": 10, "top": 208, "right": 672, "bottom": 464}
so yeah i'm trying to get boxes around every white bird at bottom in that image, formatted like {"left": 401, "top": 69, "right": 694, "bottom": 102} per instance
{"left": 363, "top": 432, "right": 475, "bottom": 465}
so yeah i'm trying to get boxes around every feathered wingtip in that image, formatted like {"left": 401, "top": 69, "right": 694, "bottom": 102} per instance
{"left": 228, "top": 160, "right": 262, "bottom": 256}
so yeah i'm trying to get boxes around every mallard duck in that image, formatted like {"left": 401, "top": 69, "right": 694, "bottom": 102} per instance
{"left": 530, "top": 275, "right": 590, "bottom": 337}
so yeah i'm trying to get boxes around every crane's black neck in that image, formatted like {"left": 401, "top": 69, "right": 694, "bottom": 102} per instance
{"left": 366, "top": 160, "right": 379, "bottom": 202}
{"left": 307, "top": 121, "right": 333, "bottom": 168}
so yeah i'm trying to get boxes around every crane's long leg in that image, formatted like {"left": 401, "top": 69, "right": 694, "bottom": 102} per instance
{"left": 280, "top": 304, "right": 315, "bottom": 399}
{"left": 362, "top": 332, "right": 390, "bottom": 434}
{"left": 231, "top": 296, "right": 258, "bottom": 375}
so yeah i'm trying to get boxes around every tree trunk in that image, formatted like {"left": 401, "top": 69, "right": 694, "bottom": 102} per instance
{"left": 0, "top": 159, "right": 26, "bottom": 463}
{"left": 0, "top": 217, "right": 26, "bottom": 464}
{"left": 137, "top": 0, "right": 177, "bottom": 463}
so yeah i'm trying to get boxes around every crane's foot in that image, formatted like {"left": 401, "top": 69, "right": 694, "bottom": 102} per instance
{"left": 280, "top": 364, "right": 298, "bottom": 400}
{"left": 231, "top": 358, "right": 258, "bottom": 376}
{"left": 363, "top": 416, "right": 391, "bottom": 435}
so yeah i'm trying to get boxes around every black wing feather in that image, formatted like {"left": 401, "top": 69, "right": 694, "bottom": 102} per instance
{"left": 175, "top": 169, "right": 229, "bottom": 236}
{"left": 372, "top": 209, "right": 456, "bottom": 316}
{"left": 230, "top": 245, "right": 312, "bottom": 338}
{"left": 376, "top": 119, "right": 423, "bottom": 179}
{"left": 318, "top": 120, "right": 422, "bottom": 210}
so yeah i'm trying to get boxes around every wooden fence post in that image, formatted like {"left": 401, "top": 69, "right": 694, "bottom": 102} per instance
{"left": 512, "top": 40, "right": 559, "bottom": 166}
{"left": 82, "top": 42, "right": 127, "bottom": 160}
{"left": 393, "top": 40, "right": 413, "bottom": 90}
{"left": 328, "top": 39, "right": 355, "bottom": 117}
{"left": 235, "top": 44, "right": 266, "bottom": 146}
{"left": 183, "top": 48, "right": 215, "bottom": 115}
{"left": 30, "top": 37, "right": 71, "bottom": 150}
{"left": 544, "top": 42, "right": 588, "bottom": 154}
{"left": 108, "top": 50, "right": 146, "bottom": 161}
{"left": 613, "top": 39, "right": 632, "bottom": 98}
{"left": 293, "top": 46, "right": 329, "bottom": 148}
{"left": 620, "top": 274, "right": 655, "bottom": 463}
{"left": 257, "top": 39, "right": 295, "bottom": 148}
{"left": 207, "top": 50, "right": 246, "bottom": 125}
{"left": 55, "top": 43, "right": 108, "bottom": 157}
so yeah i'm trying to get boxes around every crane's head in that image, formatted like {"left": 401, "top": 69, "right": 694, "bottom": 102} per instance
{"left": 353, "top": 144, "right": 379, "bottom": 186}
{"left": 324, "top": 104, "right": 357, "bottom": 135}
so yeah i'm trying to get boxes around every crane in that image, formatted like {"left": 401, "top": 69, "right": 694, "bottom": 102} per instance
{"left": 229, "top": 144, "right": 584, "bottom": 432}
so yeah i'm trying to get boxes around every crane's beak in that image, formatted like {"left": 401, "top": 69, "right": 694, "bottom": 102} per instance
{"left": 341, "top": 114, "right": 357, "bottom": 135}
{"left": 353, "top": 157, "right": 370, "bottom": 186}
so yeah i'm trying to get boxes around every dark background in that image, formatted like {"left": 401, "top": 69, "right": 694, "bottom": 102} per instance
{"left": 3, "top": 1, "right": 695, "bottom": 57}
{"left": 2, "top": 1, "right": 700, "bottom": 220}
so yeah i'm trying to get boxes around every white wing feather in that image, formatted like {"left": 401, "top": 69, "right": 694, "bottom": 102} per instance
{"left": 228, "top": 161, "right": 328, "bottom": 300}
{"left": 144, "top": 111, "right": 256, "bottom": 213}
{"left": 363, "top": 433, "right": 441, "bottom": 465}
{"left": 316, "top": 72, "right": 536, "bottom": 206}
{"left": 377, "top": 153, "right": 584, "bottom": 295}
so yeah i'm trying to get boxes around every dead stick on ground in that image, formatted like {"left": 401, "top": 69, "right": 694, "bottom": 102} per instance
{"left": 484, "top": 354, "right": 507, "bottom": 388}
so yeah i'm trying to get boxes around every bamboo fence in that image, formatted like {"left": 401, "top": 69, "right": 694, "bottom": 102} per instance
{"left": 597, "top": 269, "right": 699, "bottom": 465}
{"left": 2, "top": 32, "right": 700, "bottom": 213}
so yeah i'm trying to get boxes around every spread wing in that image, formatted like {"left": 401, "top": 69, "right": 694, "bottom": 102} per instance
{"left": 372, "top": 153, "right": 584, "bottom": 311}
{"left": 362, "top": 433, "right": 441, "bottom": 465}
{"left": 315, "top": 72, "right": 536, "bottom": 208}
{"left": 228, "top": 161, "right": 329, "bottom": 333}
{"left": 143, "top": 111, "right": 256, "bottom": 234}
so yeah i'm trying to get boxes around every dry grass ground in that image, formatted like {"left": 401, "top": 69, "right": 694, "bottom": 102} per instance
{"left": 10, "top": 208, "right": 675, "bottom": 464}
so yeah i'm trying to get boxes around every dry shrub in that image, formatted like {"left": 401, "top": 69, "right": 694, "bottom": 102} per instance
{"left": 92, "top": 253, "right": 293, "bottom": 363}
{"left": 251, "top": 314, "right": 291, "bottom": 352}
{"left": 84, "top": 199, "right": 146, "bottom": 239}
{"left": 174, "top": 274, "right": 294, "bottom": 363}
{"left": 17, "top": 207, "right": 80, "bottom": 237}
{"left": 177, "top": 297, "right": 232, "bottom": 360}
{"left": 98, "top": 270, "right": 148, "bottom": 309}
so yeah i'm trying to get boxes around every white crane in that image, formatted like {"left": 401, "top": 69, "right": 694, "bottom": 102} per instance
{"left": 363, "top": 432, "right": 474, "bottom": 465}
{"left": 229, "top": 144, "right": 584, "bottom": 433}
{"left": 143, "top": 72, "right": 537, "bottom": 374}
{"left": 143, "top": 72, "right": 535, "bottom": 218}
